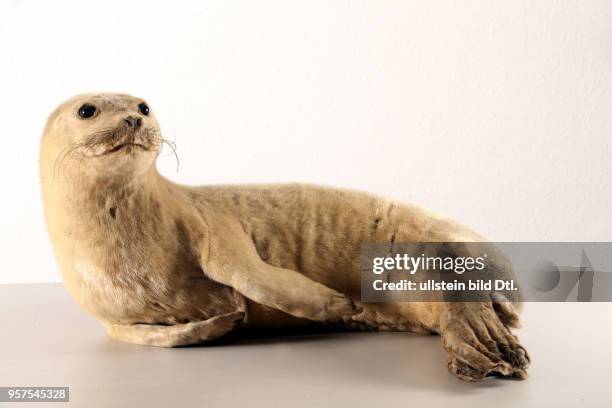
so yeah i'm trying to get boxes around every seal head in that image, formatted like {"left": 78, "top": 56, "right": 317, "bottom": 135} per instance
{"left": 42, "top": 93, "right": 163, "bottom": 182}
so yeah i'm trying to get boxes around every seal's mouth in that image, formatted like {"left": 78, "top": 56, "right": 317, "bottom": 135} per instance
{"left": 105, "top": 142, "right": 149, "bottom": 154}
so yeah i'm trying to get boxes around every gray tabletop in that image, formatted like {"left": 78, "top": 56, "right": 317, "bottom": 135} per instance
{"left": 1, "top": 283, "right": 610, "bottom": 407}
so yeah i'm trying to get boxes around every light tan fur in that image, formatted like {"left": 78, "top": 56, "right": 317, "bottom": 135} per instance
{"left": 40, "top": 93, "right": 529, "bottom": 381}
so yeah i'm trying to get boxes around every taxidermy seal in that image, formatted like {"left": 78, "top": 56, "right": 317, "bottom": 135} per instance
{"left": 40, "top": 93, "right": 530, "bottom": 381}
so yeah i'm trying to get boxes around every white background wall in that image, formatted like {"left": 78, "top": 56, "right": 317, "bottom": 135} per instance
{"left": 0, "top": 0, "right": 610, "bottom": 284}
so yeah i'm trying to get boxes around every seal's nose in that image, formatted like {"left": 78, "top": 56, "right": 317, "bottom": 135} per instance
{"left": 124, "top": 116, "right": 142, "bottom": 129}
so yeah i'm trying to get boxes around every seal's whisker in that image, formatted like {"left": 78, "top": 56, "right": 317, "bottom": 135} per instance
{"left": 54, "top": 141, "right": 85, "bottom": 180}
{"left": 54, "top": 125, "right": 175, "bottom": 179}
{"left": 161, "top": 138, "right": 180, "bottom": 172}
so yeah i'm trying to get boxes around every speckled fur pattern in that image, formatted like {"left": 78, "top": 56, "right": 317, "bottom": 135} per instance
{"left": 40, "top": 93, "right": 530, "bottom": 380}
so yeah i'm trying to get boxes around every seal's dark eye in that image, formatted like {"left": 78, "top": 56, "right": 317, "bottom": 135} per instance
{"left": 138, "top": 102, "right": 150, "bottom": 116}
{"left": 78, "top": 104, "right": 97, "bottom": 119}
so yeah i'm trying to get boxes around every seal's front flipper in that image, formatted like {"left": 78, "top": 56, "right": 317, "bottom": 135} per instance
{"left": 200, "top": 217, "right": 360, "bottom": 322}
{"left": 104, "top": 311, "right": 245, "bottom": 347}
